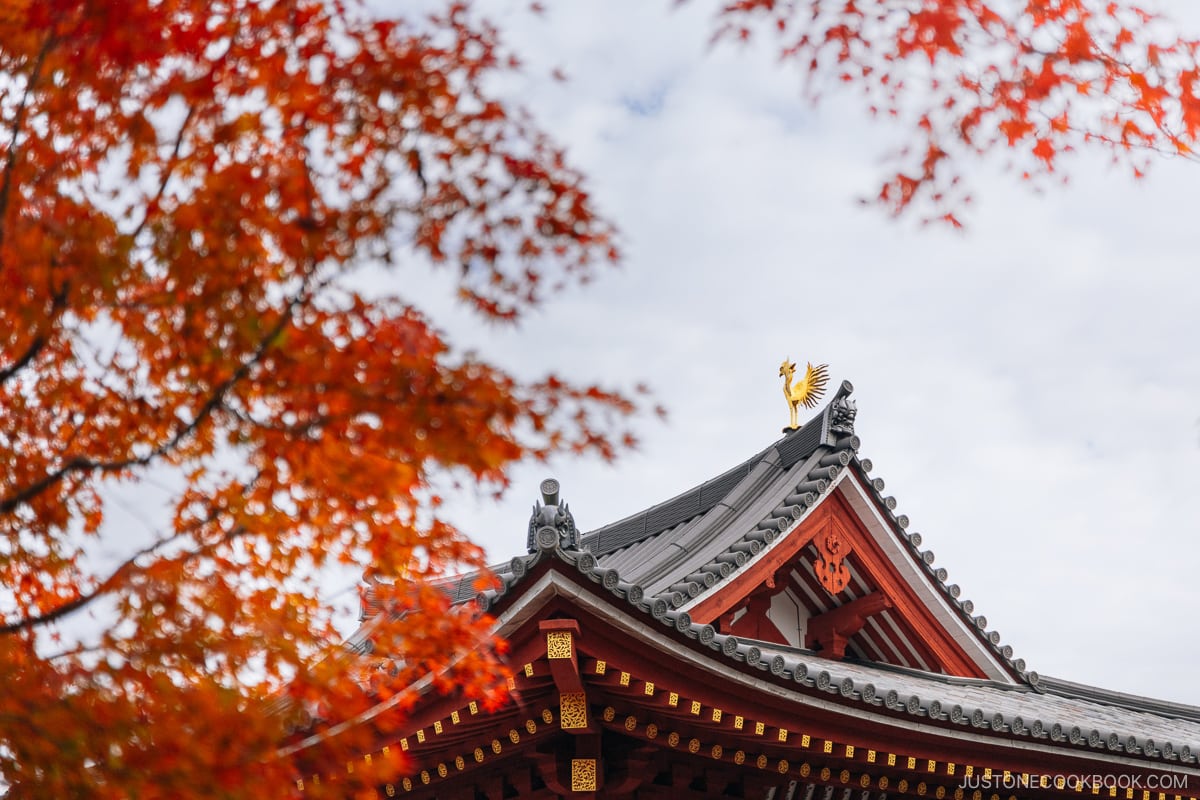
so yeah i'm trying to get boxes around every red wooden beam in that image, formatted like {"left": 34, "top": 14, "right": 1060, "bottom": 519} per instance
{"left": 804, "top": 590, "right": 892, "bottom": 658}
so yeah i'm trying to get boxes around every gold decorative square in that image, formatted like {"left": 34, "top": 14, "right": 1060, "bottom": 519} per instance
{"left": 469, "top": 701, "right": 478, "bottom": 715}
{"left": 734, "top": 715, "right": 744, "bottom": 730}
{"left": 546, "top": 631, "right": 573, "bottom": 659}
{"left": 801, "top": 734, "right": 811, "bottom": 748}
{"left": 400, "top": 738, "right": 408, "bottom": 751}
{"left": 450, "top": 711, "right": 459, "bottom": 724}
{"left": 845, "top": 744, "right": 855, "bottom": 758}
{"left": 908, "top": 756, "right": 917, "bottom": 769}
{"left": 888, "top": 753, "right": 896, "bottom": 766}
{"left": 571, "top": 758, "right": 597, "bottom": 792}
{"left": 964, "top": 765, "right": 973, "bottom": 777}
{"left": 928, "top": 759, "right": 937, "bottom": 772}
{"left": 507, "top": 676, "right": 516, "bottom": 690}
{"left": 668, "top": 692, "right": 679, "bottom": 707}
{"left": 560, "top": 691, "right": 588, "bottom": 730}
{"left": 823, "top": 740, "right": 833, "bottom": 754}
{"left": 755, "top": 721, "right": 765, "bottom": 736}
{"left": 982, "top": 767, "right": 991, "bottom": 779}
{"left": 947, "top": 763, "right": 956, "bottom": 775}
{"left": 364, "top": 753, "right": 372, "bottom": 765}
{"left": 867, "top": 749, "right": 876, "bottom": 763}
{"left": 711, "top": 708, "right": 722, "bottom": 722}
{"left": 433, "top": 720, "right": 442, "bottom": 734}
{"left": 643, "top": 681, "right": 654, "bottom": 696}
{"left": 416, "top": 730, "right": 425, "bottom": 743}
{"left": 690, "top": 700, "right": 701, "bottom": 715}
{"left": 522, "top": 663, "right": 533, "bottom": 678}
{"left": 619, "top": 671, "right": 630, "bottom": 686}
{"left": 595, "top": 660, "right": 606, "bottom": 675}
{"left": 778, "top": 728, "right": 788, "bottom": 742}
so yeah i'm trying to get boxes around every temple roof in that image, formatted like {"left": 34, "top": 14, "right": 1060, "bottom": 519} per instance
{"left": 339, "top": 382, "right": 1200, "bottom": 797}
{"left": 434, "top": 381, "right": 1027, "bottom": 684}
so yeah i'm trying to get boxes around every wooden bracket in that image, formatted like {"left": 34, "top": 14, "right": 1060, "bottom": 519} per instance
{"left": 804, "top": 591, "right": 892, "bottom": 659}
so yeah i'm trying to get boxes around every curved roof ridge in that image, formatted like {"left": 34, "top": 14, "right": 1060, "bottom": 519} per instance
{"left": 1038, "top": 675, "right": 1200, "bottom": 724}
{"left": 727, "top": 632, "right": 1037, "bottom": 694}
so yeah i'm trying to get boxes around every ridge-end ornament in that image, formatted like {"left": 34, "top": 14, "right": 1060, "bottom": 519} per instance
{"left": 779, "top": 358, "right": 829, "bottom": 431}
{"left": 527, "top": 478, "right": 578, "bottom": 553}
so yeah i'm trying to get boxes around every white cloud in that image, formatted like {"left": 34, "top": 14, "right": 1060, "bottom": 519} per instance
{"left": 405, "top": 0, "right": 1200, "bottom": 703}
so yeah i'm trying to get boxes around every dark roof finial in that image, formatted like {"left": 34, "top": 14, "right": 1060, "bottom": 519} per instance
{"left": 526, "top": 477, "right": 578, "bottom": 553}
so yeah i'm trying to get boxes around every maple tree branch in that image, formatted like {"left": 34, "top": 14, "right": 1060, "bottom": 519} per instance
{"left": 129, "top": 103, "right": 198, "bottom": 243}
{"left": 0, "top": 30, "right": 55, "bottom": 250}
{"left": 0, "top": 278, "right": 316, "bottom": 517}
{"left": 0, "top": 497, "right": 250, "bottom": 636}
{"left": 0, "top": 279, "right": 69, "bottom": 387}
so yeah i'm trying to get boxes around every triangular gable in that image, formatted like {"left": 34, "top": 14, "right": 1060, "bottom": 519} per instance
{"left": 575, "top": 383, "right": 1028, "bottom": 685}
{"left": 683, "top": 473, "right": 1009, "bottom": 681}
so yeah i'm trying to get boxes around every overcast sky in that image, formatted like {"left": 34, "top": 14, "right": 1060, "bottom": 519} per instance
{"left": 395, "top": 1, "right": 1200, "bottom": 705}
